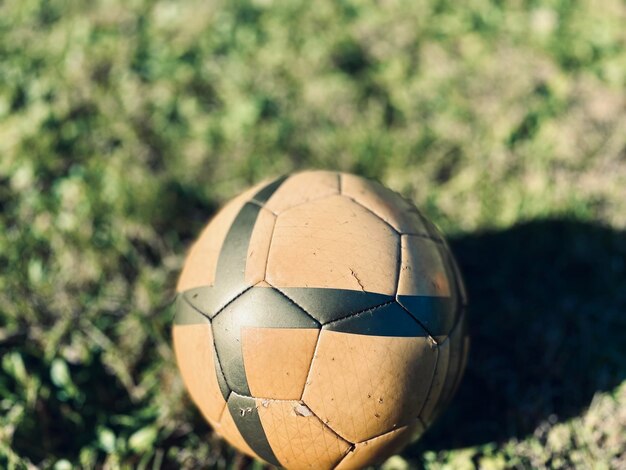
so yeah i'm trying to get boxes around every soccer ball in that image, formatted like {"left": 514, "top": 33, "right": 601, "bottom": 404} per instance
{"left": 173, "top": 171, "right": 468, "bottom": 469}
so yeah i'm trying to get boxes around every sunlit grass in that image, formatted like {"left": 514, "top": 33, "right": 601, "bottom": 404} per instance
{"left": 0, "top": 0, "right": 624, "bottom": 468}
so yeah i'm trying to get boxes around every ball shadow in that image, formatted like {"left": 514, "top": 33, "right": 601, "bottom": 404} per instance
{"left": 409, "top": 218, "right": 626, "bottom": 452}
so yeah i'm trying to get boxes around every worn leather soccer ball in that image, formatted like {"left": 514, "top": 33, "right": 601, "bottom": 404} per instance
{"left": 173, "top": 171, "right": 468, "bottom": 469}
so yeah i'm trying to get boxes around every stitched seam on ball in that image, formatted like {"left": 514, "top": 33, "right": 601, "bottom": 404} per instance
{"left": 269, "top": 284, "right": 322, "bottom": 327}
{"left": 261, "top": 214, "right": 278, "bottom": 286}
{"left": 272, "top": 192, "right": 341, "bottom": 217}
{"left": 210, "top": 285, "right": 253, "bottom": 321}
{"left": 342, "top": 194, "right": 399, "bottom": 234}
{"left": 210, "top": 320, "right": 233, "bottom": 397}
{"left": 321, "top": 300, "right": 395, "bottom": 327}
{"left": 180, "top": 294, "right": 212, "bottom": 320}
{"left": 413, "top": 207, "right": 442, "bottom": 241}
{"left": 242, "top": 205, "right": 277, "bottom": 285}
{"left": 208, "top": 287, "right": 253, "bottom": 395}
{"left": 395, "top": 301, "right": 439, "bottom": 345}
{"left": 394, "top": 234, "right": 402, "bottom": 297}
{"left": 301, "top": 397, "right": 355, "bottom": 446}
{"left": 353, "top": 419, "right": 419, "bottom": 445}
{"left": 253, "top": 396, "right": 355, "bottom": 453}
{"left": 401, "top": 232, "right": 445, "bottom": 243}
{"left": 216, "top": 395, "right": 230, "bottom": 423}
{"left": 415, "top": 343, "right": 440, "bottom": 420}
{"left": 340, "top": 195, "right": 440, "bottom": 244}
{"left": 300, "top": 328, "right": 322, "bottom": 402}
{"left": 247, "top": 198, "right": 278, "bottom": 217}
{"left": 335, "top": 448, "right": 354, "bottom": 468}
{"left": 421, "top": 339, "right": 451, "bottom": 425}
{"left": 446, "top": 250, "right": 468, "bottom": 306}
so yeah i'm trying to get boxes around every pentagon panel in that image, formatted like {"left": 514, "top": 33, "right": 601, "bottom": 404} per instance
{"left": 212, "top": 286, "right": 319, "bottom": 396}
{"left": 266, "top": 194, "right": 399, "bottom": 295}
{"left": 302, "top": 328, "right": 437, "bottom": 442}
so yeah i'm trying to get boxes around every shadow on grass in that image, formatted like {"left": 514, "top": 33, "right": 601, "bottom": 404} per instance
{"left": 409, "top": 218, "right": 626, "bottom": 452}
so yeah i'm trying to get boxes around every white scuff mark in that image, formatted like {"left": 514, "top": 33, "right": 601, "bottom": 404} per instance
{"left": 294, "top": 404, "right": 313, "bottom": 417}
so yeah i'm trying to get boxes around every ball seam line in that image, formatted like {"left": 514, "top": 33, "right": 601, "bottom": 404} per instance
{"left": 395, "top": 301, "right": 439, "bottom": 345}
{"left": 415, "top": 343, "right": 440, "bottom": 420}
{"left": 247, "top": 198, "right": 278, "bottom": 216}
{"left": 269, "top": 284, "right": 322, "bottom": 327}
{"left": 321, "top": 300, "right": 396, "bottom": 328}
{"left": 299, "top": 329, "right": 322, "bottom": 403}
{"left": 342, "top": 194, "right": 400, "bottom": 234}
{"left": 265, "top": 192, "right": 340, "bottom": 217}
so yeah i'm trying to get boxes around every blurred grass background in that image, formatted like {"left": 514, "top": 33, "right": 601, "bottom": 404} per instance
{"left": 1, "top": 0, "right": 625, "bottom": 468}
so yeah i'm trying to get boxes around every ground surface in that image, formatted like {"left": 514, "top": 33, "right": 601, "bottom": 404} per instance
{"left": 1, "top": 0, "right": 625, "bottom": 468}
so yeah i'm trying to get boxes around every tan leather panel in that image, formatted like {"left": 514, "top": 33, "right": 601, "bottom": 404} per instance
{"left": 452, "top": 255, "right": 468, "bottom": 304}
{"left": 419, "top": 334, "right": 450, "bottom": 425}
{"left": 244, "top": 208, "right": 276, "bottom": 285}
{"left": 218, "top": 406, "right": 257, "bottom": 458}
{"left": 335, "top": 421, "right": 423, "bottom": 470}
{"left": 172, "top": 324, "right": 226, "bottom": 423}
{"left": 438, "top": 319, "right": 466, "bottom": 411}
{"left": 398, "top": 235, "right": 451, "bottom": 297}
{"left": 439, "top": 237, "right": 467, "bottom": 305}
{"left": 242, "top": 328, "right": 319, "bottom": 400}
{"left": 340, "top": 173, "right": 427, "bottom": 235}
{"left": 255, "top": 399, "right": 350, "bottom": 469}
{"left": 177, "top": 180, "right": 266, "bottom": 291}
{"left": 266, "top": 195, "right": 399, "bottom": 295}
{"left": 265, "top": 170, "right": 340, "bottom": 214}
{"left": 302, "top": 330, "right": 437, "bottom": 443}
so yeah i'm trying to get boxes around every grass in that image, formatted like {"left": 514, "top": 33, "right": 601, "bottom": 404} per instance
{"left": 0, "top": 0, "right": 625, "bottom": 468}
